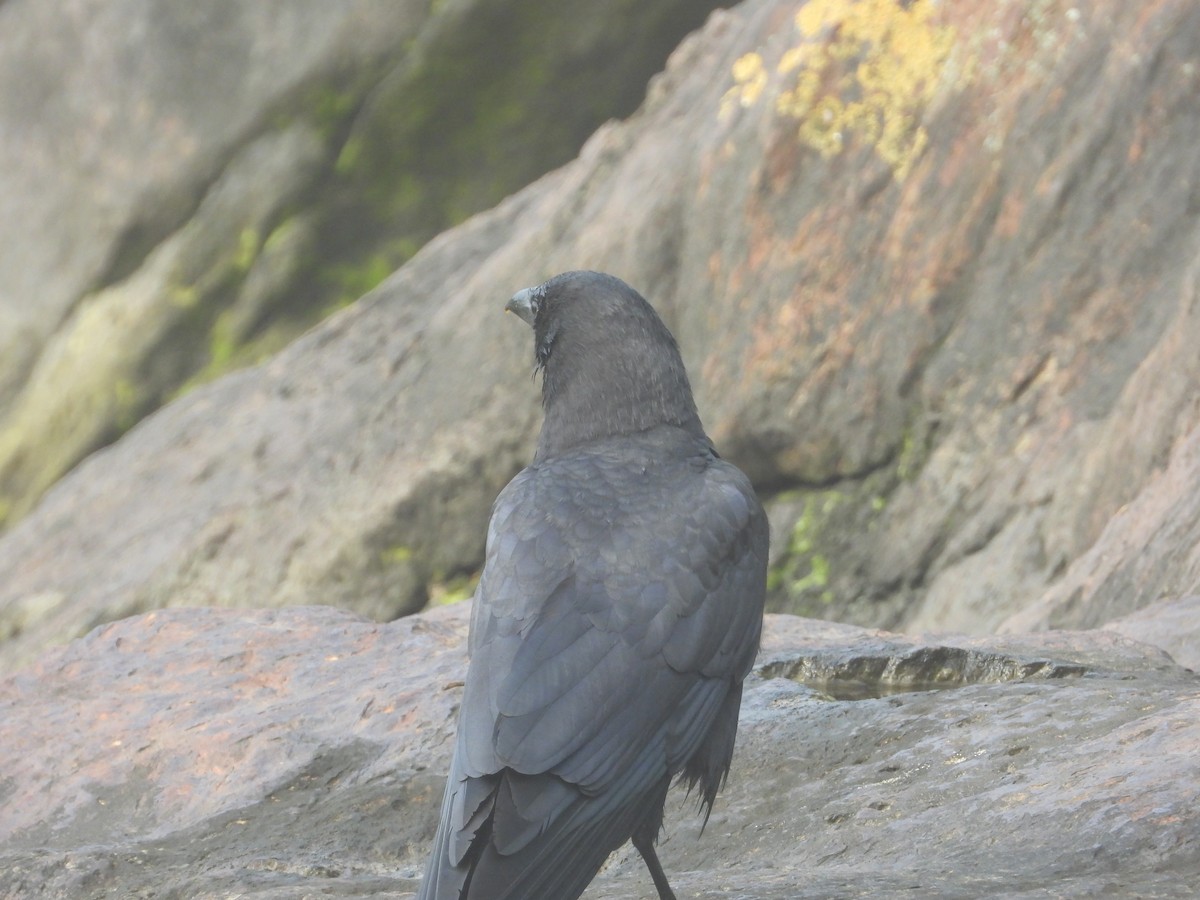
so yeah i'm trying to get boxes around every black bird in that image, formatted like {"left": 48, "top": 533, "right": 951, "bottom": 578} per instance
{"left": 417, "top": 271, "right": 768, "bottom": 900}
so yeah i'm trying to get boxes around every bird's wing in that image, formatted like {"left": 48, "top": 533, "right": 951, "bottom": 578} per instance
{"left": 459, "top": 446, "right": 767, "bottom": 827}
{"left": 420, "top": 442, "right": 767, "bottom": 900}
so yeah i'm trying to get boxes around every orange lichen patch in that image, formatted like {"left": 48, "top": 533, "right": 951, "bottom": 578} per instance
{"left": 0, "top": 604, "right": 474, "bottom": 843}
{"left": 743, "top": 211, "right": 859, "bottom": 385}
{"left": 995, "top": 191, "right": 1026, "bottom": 240}
{"left": 1126, "top": 132, "right": 1144, "bottom": 165}
{"left": 886, "top": 154, "right": 1003, "bottom": 301}
{"left": 707, "top": 250, "right": 723, "bottom": 283}
{"left": 763, "top": 125, "right": 807, "bottom": 194}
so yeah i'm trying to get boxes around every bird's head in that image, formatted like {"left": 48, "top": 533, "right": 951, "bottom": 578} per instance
{"left": 506, "top": 271, "right": 706, "bottom": 459}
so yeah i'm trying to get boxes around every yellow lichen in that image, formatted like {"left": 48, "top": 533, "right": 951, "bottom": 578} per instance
{"left": 729, "top": 0, "right": 956, "bottom": 180}
{"left": 720, "top": 52, "right": 768, "bottom": 118}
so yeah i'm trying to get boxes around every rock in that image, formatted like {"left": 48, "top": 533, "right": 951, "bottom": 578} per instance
{"left": 1, "top": 604, "right": 1197, "bottom": 898}
{"left": 4, "top": 2, "right": 1197, "bottom": 894}
{"left": 0, "top": 123, "right": 327, "bottom": 519}
{"left": 1100, "top": 595, "right": 1200, "bottom": 671}
{"left": 717, "top": 0, "right": 1200, "bottom": 635}
{"left": 3, "top": 0, "right": 1200, "bottom": 668}
{"left": 0, "top": 0, "right": 727, "bottom": 526}
{"left": 0, "top": 0, "right": 420, "bottom": 519}
{"left": 1001, "top": 420, "right": 1200, "bottom": 642}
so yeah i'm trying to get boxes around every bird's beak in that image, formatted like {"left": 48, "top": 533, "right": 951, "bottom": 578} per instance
{"left": 505, "top": 287, "right": 537, "bottom": 327}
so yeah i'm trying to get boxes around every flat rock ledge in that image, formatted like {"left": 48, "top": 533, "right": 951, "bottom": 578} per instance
{"left": 1, "top": 603, "right": 1197, "bottom": 899}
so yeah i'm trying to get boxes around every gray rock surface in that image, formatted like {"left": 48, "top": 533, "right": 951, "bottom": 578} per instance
{"left": 0, "top": 0, "right": 420, "bottom": 517}
{"left": 1002, "top": 419, "right": 1200, "bottom": 642}
{"left": 1100, "top": 595, "right": 1200, "bottom": 671}
{"left": 1, "top": 604, "right": 1197, "bottom": 898}
{"left": 0, "top": 0, "right": 725, "bottom": 526}
{"left": 2, "top": 2, "right": 1198, "bottom": 896}
{"left": 4, "top": 0, "right": 1200, "bottom": 674}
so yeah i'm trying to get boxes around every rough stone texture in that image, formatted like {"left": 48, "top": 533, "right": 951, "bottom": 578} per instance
{"left": 714, "top": 0, "right": 1200, "bottom": 636}
{"left": 0, "top": 0, "right": 725, "bottom": 526}
{"left": 1001, "top": 421, "right": 1200, "bottom": 641}
{"left": 2, "top": 0, "right": 1200, "bottom": 671}
{"left": 1, "top": 604, "right": 1197, "bottom": 898}
{"left": 5, "top": 2, "right": 1199, "bottom": 895}
{"left": 0, "top": 0, "right": 420, "bottom": 521}
{"left": 1101, "top": 595, "right": 1200, "bottom": 672}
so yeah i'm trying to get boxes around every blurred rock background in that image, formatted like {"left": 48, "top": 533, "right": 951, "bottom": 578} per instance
{"left": 2, "top": 0, "right": 1199, "bottom": 670}
{"left": 0, "top": 0, "right": 719, "bottom": 529}
{"left": 0, "top": 0, "right": 727, "bottom": 662}
{"left": 1, "top": 0, "right": 1199, "bottom": 896}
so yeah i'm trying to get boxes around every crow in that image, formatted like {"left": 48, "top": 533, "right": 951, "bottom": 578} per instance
{"left": 417, "top": 271, "right": 768, "bottom": 900}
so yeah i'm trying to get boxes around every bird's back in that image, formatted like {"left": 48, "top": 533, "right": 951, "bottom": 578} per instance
{"left": 418, "top": 426, "right": 767, "bottom": 900}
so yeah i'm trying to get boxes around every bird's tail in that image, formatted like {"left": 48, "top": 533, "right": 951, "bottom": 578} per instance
{"left": 679, "top": 681, "right": 743, "bottom": 831}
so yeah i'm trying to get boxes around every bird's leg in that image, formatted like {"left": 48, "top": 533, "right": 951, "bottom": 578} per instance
{"left": 631, "top": 829, "right": 677, "bottom": 900}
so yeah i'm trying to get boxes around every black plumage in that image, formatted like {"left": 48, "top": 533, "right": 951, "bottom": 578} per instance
{"left": 417, "top": 271, "right": 768, "bottom": 900}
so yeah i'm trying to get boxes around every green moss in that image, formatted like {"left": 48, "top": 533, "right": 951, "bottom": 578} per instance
{"left": 207, "top": 311, "right": 239, "bottom": 370}
{"left": 769, "top": 489, "right": 845, "bottom": 612}
{"left": 895, "top": 422, "right": 936, "bottom": 482}
{"left": 250, "top": 0, "right": 720, "bottom": 387}
{"left": 167, "top": 217, "right": 395, "bottom": 402}
{"left": 333, "top": 134, "right": 364, "bottom": 176}
{"left": 331, "top": 0, "right": 684, "bottom": 257}
{"left": 428, "top": 571, "right": 480, "bottom": 607}
{"left": 275, "top": 76, "right": 376, "bottom": 144}
{"left": 789, "top": 490, "right": 844, "bottom": 556}
{"left": 167, "top": 283, "right": 200, "bottom": 310}
{"left": 310, "top": 86, "right": 359, "bottom": 139}
{"left": 320, "top": 250, "right": 395, "bottom": 313}
{"left": 173, "top": 317, "right": 297, "bottom": 398}
{"left": 792, "top": 553, "right": 830, "bottom": 593}
{"left": 261, "top": 217, "right": 301, "bottom": 256}
{"left": 380, "top": 545, "right": 414, "bottom": 565}
{"left": 233, "top": 227, "right": 260, "bottom": 274}
{"left": 112, "top": 378, "right": 142, "bottom": 434}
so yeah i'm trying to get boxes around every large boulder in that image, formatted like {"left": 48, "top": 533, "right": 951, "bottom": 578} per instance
{"left": 0, "top": 0, "right": 725, "bottom": 527}
{"left": 2, "top": 0, "right": 1200, "bottom": 673}
{"left": 1, "top": 604, "right": 1197, "bottom": 897}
